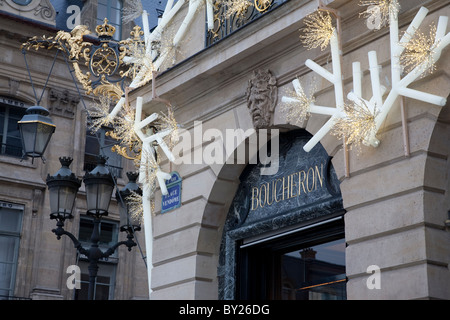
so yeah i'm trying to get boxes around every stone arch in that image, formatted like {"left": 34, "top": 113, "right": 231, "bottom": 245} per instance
{"left": 197, "top": 127, "right": 345, "bottom": 299}
{"left": 0, "top": 91, "right": 35, "bottom": 107}
{"left": 421, "top": 95, "right": 450, "bottom": 299}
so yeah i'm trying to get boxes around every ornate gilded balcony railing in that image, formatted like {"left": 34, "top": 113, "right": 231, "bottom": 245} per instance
{"left": 206, "top": 0, "right": 290, "bottom": 46}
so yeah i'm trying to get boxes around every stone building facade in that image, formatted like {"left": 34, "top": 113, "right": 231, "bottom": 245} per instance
{"left": 132, "top": 0, "right": 450, "bottom": 299}
{"left": 1, "top": 0, "right": 449, "bottom": 301}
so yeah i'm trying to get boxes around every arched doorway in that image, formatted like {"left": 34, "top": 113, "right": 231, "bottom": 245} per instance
{"left": 218, "top": 129, "right": 346, "bottom": 300}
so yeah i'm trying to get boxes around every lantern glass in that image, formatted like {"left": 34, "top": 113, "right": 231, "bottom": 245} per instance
{"left": 49, "top": 184, "right": 78, "bottom": 220}
{"left": 83, "top": 156, "right": 115, "bottom": 217}
{"left": 18, "top": 106, "right": 55, "bottom": 160}
{"left": 118, "top": 200, "right": 141, "bottom": 232}
{"left": 46, "top": 157, "right": 81, "bottom": 221}
{"left": 85, "top": 181, "right": 114, "bottom": 216}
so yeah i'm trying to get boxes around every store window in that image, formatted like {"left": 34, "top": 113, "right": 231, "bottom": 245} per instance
{"left": 74, "top": 217, "right": 119, "bottom": 300}
{"left": 238, "top": 218, "right": 346, "bottom": 300}
{"left": 97, "top": 0, "right": 122, "bottom": 40}
{"left": 0, "top": 202, "right": 24, "bottom": 300}
{"left": 0, "top": 103, "right": 26, "bottom": 158}
{"left": 84, "top": 126, "right": 122, "bottom": 178}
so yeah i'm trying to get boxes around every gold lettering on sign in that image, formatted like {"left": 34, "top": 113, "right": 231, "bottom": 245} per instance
{"left": 250, "top": 163, "right": 325, "bottom": 211}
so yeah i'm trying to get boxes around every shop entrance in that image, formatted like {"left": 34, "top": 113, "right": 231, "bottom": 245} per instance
{"left": 218, "top": 130, "right": 345, "bottom": 300}
{"left": 238, "top": 217, "right": 345, "bottom": 300}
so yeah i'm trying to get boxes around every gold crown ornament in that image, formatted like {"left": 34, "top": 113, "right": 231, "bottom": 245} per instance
{"left": 96, "top": 18, "right": 116, "bottom": 39}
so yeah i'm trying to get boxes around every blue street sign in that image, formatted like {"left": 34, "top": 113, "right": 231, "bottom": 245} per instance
{"left": 161, "top": 172, "right": 182, "bottom": 213}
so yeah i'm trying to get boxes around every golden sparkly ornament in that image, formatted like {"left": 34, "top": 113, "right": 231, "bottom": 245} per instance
{"left": 359, "top": 0, "right": 400, "bottom": 29}
{"left": 108, "top": 102, "right": 141, "bottom": 151}
{"left": 88, "top": 95, "right": 114, "bottom": 133}
{"left": 122, "top": 0, "right": 144, "bottom": 24}
{"left": 155, "top": 26, "right": 189, "bottom": 72}
{"left": 140, "top": 149, "right": 160, "bottom": 188}
{"left": 122, "top": 34, "right": 156, "bottom": 87}
{"left": 126, "top": 190, "right": 144, "bottom": 224}
{"left": 280, "top": 83, "right": 315, "bottom": 125}
{"left": 221, "top": 0, "right": 253, "bottom": 19}
{"left": 156, "top": 106, "right": 180, "bottom": 150}
{"left": 300, "top": 9, "right": 335, "bottom": 51}
{"left": 399, "top": 23, "right": 440, "bottom": 75}
{"left": 332, "top": 100, "right": 379, "bottom": 150}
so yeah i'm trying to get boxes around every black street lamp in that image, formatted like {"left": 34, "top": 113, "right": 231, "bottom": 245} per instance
{"left": 18, "top": 105, "right": 55, "bottom": 163}
{"left": 46, "top": 155, "right": 139, "bottom": 300}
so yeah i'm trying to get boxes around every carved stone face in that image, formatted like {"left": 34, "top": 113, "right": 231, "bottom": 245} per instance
{"left": 246, "top": 69, "right": 277, "bottom": 129}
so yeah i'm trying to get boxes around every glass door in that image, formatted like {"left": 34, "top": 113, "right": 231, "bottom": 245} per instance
{"left": 238, "top": 217, "right": 346, "bottom": 300}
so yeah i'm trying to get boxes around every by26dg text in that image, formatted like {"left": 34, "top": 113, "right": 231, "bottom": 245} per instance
{"left": 224, "top": 305, "right": 269, "bottom": 315}
{"left": 179, "top": 304, "right": 269, "bottom": 317}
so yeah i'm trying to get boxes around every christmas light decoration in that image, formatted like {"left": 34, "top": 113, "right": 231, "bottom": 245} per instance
{"left": 281, "top": 78, "right": 315, "bottom": 124}
{"left": 399, "top": 23, "right": 440, "bottom": 75}
{"left": 284, "top": 1, "right": 449, "bottom": 154}
{"left": 300, "top": 9, "right": 335, "bottom": 51}
{"left": 331, "top": 100, "right": 379, "bottom": 150}
{"left": 88, "top": 95, "right": 114, "bottom": 133}
{"left": 359, "top": 0, "right": 400, "bottom": 29}
{"left": 221, "top": 0, "right": 253, "bottom": 19}
{"left": 126, "top": 190, "right": 144, "bottom": 223}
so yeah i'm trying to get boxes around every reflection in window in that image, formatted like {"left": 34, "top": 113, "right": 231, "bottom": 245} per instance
{"left": 0, "top": 104, "right": 27, "bottom": 158}
{"left": 0, "top": 203, "right": 24, "bottom": 300}
{"left": 84, "top": 126, "right": 122, "bottom": 178}
{"left": 281, "top": 238, "right": 346, "bottom": 300}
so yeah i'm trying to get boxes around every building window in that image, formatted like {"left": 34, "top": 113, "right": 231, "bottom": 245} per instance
{"left": 97, "top": 0, "right": 122, "bottom": 40}
{"left": 0, "top": 202, "right": 24, "bottom": 300}
{"left": 74, "top": 216, "right": 119, "bottom": 300}
{"left": 0, "top": 104, "right": 26, "bottom": 158}
{"left": 84, "top": 126, "right": 122, "bottom": 178}
{"left": 78, "top": 216, "right": 119, "bottom": 250}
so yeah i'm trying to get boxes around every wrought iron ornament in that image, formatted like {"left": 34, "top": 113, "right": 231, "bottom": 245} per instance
{"left": 22, "top": 18, "right": 143, "bottom": 99}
